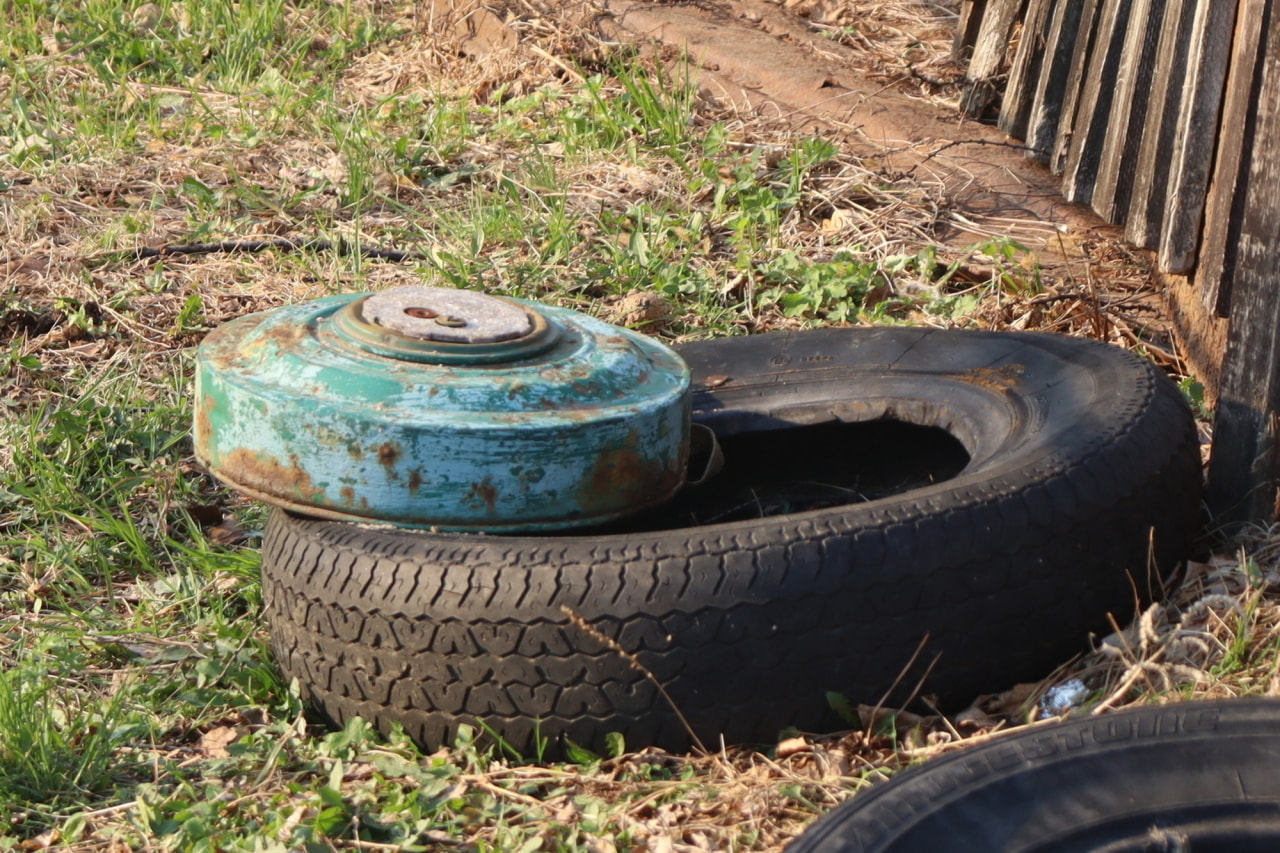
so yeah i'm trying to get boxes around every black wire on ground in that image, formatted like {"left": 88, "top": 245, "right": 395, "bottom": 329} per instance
{"left": 87, "top": 238, "right": 430, "bottom": 266}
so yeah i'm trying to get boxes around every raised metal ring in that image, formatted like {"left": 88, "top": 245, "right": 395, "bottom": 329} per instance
{"left": 329, "top": 294, "right": 560, "bottom": 365}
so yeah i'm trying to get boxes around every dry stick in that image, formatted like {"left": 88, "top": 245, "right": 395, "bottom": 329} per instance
{"left": 897, "top": 714, "right": 1087, "bottom": 761}
{"left": 862, "top": 632, "right": 940, "bottom": 743}
{"left": 462, "top": 776, "right": 551, "bottom": 808}
{"left": 1092, "top": 606, "right": 1172, "bottom": 715}
{"left": 902, "top": 138, "right": 1039, "bottom": 177}
{"left": 1146, "top": 526, "right": 1168, "bottom": 604}
{"left": 338, "top": 839, "right": 412, "bottom": 852}
{"left": 75, "top": 800, "right": 139, "bottom": 819}
{"left": 528, "top": 44, "right": 587, "bottom": 83}
{"left": 1082, "top": 247, "right": 1110, "bottom": 341}
{"left": 560, "top": 605, "right": 709, "bottom": 755}
{"left": 915, "top": 695, "right": 966, "bottom": 741}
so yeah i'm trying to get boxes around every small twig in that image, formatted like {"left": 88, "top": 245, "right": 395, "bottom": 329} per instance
{"left": 916, "top": 695, "right": 964, "bottom": 742}
{"left": 905, "top": 139, "right": 1037, "bottom": 176}
{"left": 462, "top": 776, "right": 551, "bottom": 808}
{"left": 252, "top": 711, "right": 309, "bottom": 791}
{"left": 863, "top": 632, "right": 939, "bottom": 740}
{"left": 74, "top": 800, "right": 138, "bottom": 819}
{"left": 560, "top": 606, "right": 709, "bottom": 754}
{"left": 1113, "top": 322, "right": 1181, "bottom": 369}
{"left": 337, "top": 839, "right": 414, "bottom": 851}
{"left": 528, "top": 45, "right": 586, "bottom": 83}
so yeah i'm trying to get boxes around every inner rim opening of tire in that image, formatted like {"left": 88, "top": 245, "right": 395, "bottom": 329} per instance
{"left": 611, "top": 416, "right": 970, "bottom": 532}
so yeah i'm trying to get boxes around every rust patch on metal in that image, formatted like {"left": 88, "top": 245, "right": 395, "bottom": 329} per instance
{"left": 200, "top": 316, "right": 266, "bottom": 368}
{"left": 231, "top": 319, "right": 308, "bottom": 363}
{"left": 408, "top": 468, "right": 423, "bottom": 493}
{"left": 195, "top": 395, "right": 215, "bottom": 449}
{"left": 466, "top": 478, "right": 499, "bottom": 514}
{"left": 262, "top": 322, "right": 309, "bottom": 348}
{"left": 578, "top": 429, "right": 676, "bottom": 511}
{"left": 377, "top": 441, "right": 401, "bottom": 470}
{"left": 219, "top": 448, "right": 316, "bottom": 500}
{"left": 960, "top": 364, "right": 1025, "bottom": 392}
{"left": 340, "top": 486, "right": 356, "bottom": 505}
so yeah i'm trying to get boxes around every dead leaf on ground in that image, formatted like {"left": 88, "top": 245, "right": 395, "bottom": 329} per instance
{"left": 1, "top": 255, "right": 51, "bottom": 279}
{"left": 820, "top": 207, "right": 858, "bottom": 234}
{"left": 208, "top": 521, "right": 250, "bottom": 546}
{"left": 976, "top": 681, "right": 1042, "bottom": 717}
{"left": 199, "top": 726, "right": 241, "bottom": 758}
{"left": 17, "top": 828, "right": 59, "bottom": 850}
{"left": 775, "top": 736, "right": 809, "bottom": 757}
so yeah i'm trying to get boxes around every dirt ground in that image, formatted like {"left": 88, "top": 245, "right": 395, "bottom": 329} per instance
{"left": 572, "top": 0, "right": 1176, "bottom": 357}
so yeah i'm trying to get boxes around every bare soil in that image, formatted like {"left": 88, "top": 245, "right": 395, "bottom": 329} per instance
{"left": 608, "top": 3, "right": 1109, "bottom": 252}
{"left": 600, "top": 0, "right": 1178, "bottom": 358}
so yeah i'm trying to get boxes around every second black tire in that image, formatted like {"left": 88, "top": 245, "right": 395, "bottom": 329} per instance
{"left": 789, "top": 699, "right": 1280, "bottom": 853}
{"left": 260, "top": 327, "right": 1203, "bottom": 756}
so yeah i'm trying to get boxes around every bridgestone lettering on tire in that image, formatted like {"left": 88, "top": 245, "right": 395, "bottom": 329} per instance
{"left": 788, "top": 699, "right": 1280, "bottom": 853}
{"left": 260, "top": 328, "right": 1203, "bottom": 756}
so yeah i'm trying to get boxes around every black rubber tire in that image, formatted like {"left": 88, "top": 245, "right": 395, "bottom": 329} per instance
{"left": 260, "top": 327, "right": 1203, "bottom": 756}
{"left": 788, "top": 699, "right": 1280, "bottom": 853}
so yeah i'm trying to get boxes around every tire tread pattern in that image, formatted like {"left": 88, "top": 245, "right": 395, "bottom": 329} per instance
{"left": 789, "top": 699, "right": 1280, "bottom": 853}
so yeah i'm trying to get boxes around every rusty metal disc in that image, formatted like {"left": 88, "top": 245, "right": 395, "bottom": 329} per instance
{"left": 193, "top": 286, "right": 691, "bottom": 532}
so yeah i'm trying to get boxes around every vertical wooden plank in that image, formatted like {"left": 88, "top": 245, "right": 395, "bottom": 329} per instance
{"left": 1196, "top": 0, "right": 1268, "bottom": 314}
{"left": 1164, "top": 272, "right": 1228, "bottom": 406}
{"left": 1091, "top": 0, "right": 1169, "bottom": 224}
{"left": 1206, "top": 0, "right": 1280, "bottom": 525}
{"left": 1060, "top": 0, "right": 1135, "bottom": 204}
{"left": 1157, "top": 0, "right": 1240, "bottom": 273}
{"left": 1050, "top": 0, "right": 1107, "bottom": 174}
{"left": 999, "top": 0, "right": 1054, "bottom": 139}
{"left": 959, "top": 0, "right": 1029, "bottom": 116}
{"left": 956, "top": 0, "right": 992, "bottom": 57}
{"left": 1125, "top": 0, "right": 1197, "bottom": 248}
{"left": 1026, "top": 0, "right": 1090, "bottom": 161}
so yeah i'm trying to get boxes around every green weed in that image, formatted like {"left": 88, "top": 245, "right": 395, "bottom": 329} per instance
{"left": 0, "top": 641, "right": 144, "bottom": 813}
{"left": 1180, "top": 376, "right": 1210, "bottom": 420}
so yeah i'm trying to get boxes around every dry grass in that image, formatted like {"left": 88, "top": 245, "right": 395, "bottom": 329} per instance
{"left": 787, "top": 0, "right": 968, "bottom": 96}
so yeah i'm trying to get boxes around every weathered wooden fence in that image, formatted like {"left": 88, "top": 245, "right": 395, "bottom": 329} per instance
{"left": 957, "top": 0, "right": 1280, "bottom": 526}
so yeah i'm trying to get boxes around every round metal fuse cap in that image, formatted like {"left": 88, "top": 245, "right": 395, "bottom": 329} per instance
{"left": 361, "top": 285, "right": 532, "bottom": 342}
{"left": 193, "top": 286, "right": 691, "bottom": 532}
